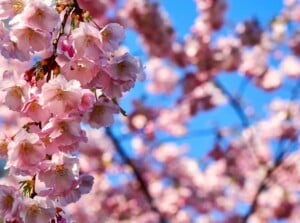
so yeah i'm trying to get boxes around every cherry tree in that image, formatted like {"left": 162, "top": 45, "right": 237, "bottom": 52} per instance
{"left": 0, "top": 0, "right": 299, "bottom": 222}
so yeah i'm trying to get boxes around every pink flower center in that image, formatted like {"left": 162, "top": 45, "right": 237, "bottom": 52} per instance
{"left": 35, "top": 9, "right": 44, "bottom": 18}
{"left": 20, "top": 142, "right": 33, "bottom": 154}
{"left": 56, "top": 89, "right": 66, "bottom": 101}
{"left": 3, "top": 194, "right": 13, "bottom": 210}
{"left": 0, "top": 140, "right": 8, "bottom": 155}
{"left": 55, "top": 165, "right": 66, "bottom": 176}
{"left": 10, "top": 86, "right": 23, "bottom": 98}
{"left": 29, "top": 101, "right": 39, "bottom": 111}
{"left": 117, "top": 61, "right": 127, "bottom": 73}
{"left": 28, "top": 204, "right": 40, "bottom": 216}
{"left": 12, "top": 0, "right": 24, "bottom": 13}
{"left": 101, "top": 29, "right": 111, "bottom": 40}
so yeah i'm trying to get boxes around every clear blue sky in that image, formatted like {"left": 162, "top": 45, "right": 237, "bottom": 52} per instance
{"left": 160, "top": 0, "right": 283, "bottom": 36}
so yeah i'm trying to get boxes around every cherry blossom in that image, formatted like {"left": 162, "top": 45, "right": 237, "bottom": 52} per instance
{"left": 0, "top": 0, "right": 299, "bottom": 222}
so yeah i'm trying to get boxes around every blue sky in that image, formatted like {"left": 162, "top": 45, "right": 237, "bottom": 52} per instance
{"left": 160, "top": 0, "right": 283, "bottom": 36}
{"left": 118, "top": 0, "right": 293, "bottom": 162}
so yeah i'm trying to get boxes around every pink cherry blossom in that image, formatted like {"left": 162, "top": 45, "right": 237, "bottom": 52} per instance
{"left": 77, "top": 0, "right": 115, "bottom": 22}
{"left": 280, "top": 55, "right": 300, "bottom": 78}
{"left": 21, "top": 95, "right": 50, "bottom": 123}
{"left": 91, "top": 68, "right": 135, "bottom": 98}
{"left": 40, "top": 75, "right": 82, "bottom": 115}
{"left": 41, "top": 115, "right": 86, "bottom": 153}
{"left": 255, "top": 68, "right": 282, "bottom": 91}
{"left": 105, "top": 52, "right": 145, "bottom": 81}
{"left": 0, "top": 0, "right": 26, "bottom": 19}
{"left": 36, "top": 152, "right": 93, "bottom": 205}
{"left": 20, "top": 197, "right": 56, "bottom": 223}
{"left": 0, "top": 1, "right": 299, "bottom": 222}
{"left": 1, "top": 72, "right": 29, "bottom": 112}
{"left": 10, "top": 23, "right": 51, "bottom": 54}
{"left": 70, "top": 22, "right": 103, "bottom": 60}
{"left": 60, "top": 56, "right": 100, "bottom": 86}
{"left": 77, "top": 128, "right": 114, "bottom": 173}
{"left": 99, "top": 23, "right": 125, "bottom": 52}
{"left": 83, "top": 97, "right": 119, "bottom": 128}
{"left": 6, "top": 129, "right": 46, "bottom": 175}
{"left": 156, "top": 103, "right": 190, "bottom": 136}
{"left": 146, "top": 58, "right": 179, "bottom": 94}
{"left": 78, "top": 90, "right": 95, "bottom": 112}
{"left": 0, "top": 185, "right": 21, "bottom": 221}
{"left": 9, "top": 1, "right": 59, "bottom": 32}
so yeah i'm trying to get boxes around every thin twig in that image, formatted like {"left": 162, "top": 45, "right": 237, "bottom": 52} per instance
{"left": 213, "top": 78, "right": 265, "bottom": 167}
{"left": 214, "top": 79, "right": 250, "bottom": 127}
{"left": 105, "top": 127, "right": 167, "bottom": 223}
{"left": 52, "top": 5, "right": 75, "bottom": 57}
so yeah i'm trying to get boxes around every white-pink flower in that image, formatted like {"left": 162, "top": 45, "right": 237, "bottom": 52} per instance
{"left": 36, "top": 153, "right": 78, "bottom": 197}
{"left": 70, "top": 22, "right": 103, "bottom": 60}
{"left": 10, "top": 23, "right": 51, "bottom": 54}
{"left": 40, "top": 75, "right": 82, "bottom": 115}
{"left": 6, "top": 129, "right": 46, "bottom": 175}
{"left": 36, "top": 153, "right": 93, "bottom": 205}
{"left": 99, "top": 23, "right": 125, "bottom": 52}
{"left": 78, "top": 90, "right": 95, "bottom": 112}
{"left": 10, "top": 1, "right": 59, "bottom": 32}
{"left": 106, "top": 53, "right": 145, "bottom": 81}
{"left": 280, "top": 55, "right": 300, "bottom": 78}
{"left": 0, "top": 185, "right": 21, "bottom": 221}
{"left": 82, "top": 97, "right": 119, "bottom": 128}
{"left": 91, "top": 69, "right": 135, "bottom": 98}
{"left": 60, "top": 56, "right": 100, "bottom": 86}
{"left": 21, "top": 98, "right": 50, "bottom": 123}
{"left": 0, "top": 0, "right": 26, "bottom": 19}
{"left": 1, "top": 72, "right": 29, "bottom": 112}
{"left": 146, "top": 58, "right": 179, "bottom": 94}
{"left": 20, "top": 197, "right": 56, "bottom": 223}
{"left": 41, "top": 115, "right": 87, "bottom": 153}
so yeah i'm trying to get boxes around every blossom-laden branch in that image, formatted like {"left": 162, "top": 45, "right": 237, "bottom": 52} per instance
{"left": 0, "top": 0, "right": 144, "bottom": 222}
{"left": 242, "top": 82, "right": 300, "bottom": 222}
{"left": 241, "top": 141, "right": 295, "bottom": 223}
{"left": 52, "top": 4, "right": 75, "bottom": 57}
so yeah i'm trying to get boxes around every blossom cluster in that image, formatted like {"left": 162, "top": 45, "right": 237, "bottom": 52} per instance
{"left": 0, "top": 0, "right": 144, "bottom": 222}
{"left": 0, "top": 0, "right": 300, "bottom": 222}
{"left": 80, "top": 0, "right": 300, "bottom": 222}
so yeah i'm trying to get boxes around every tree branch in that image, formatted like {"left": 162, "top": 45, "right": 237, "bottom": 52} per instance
{"left": 241, "top": 148, "right": 286, "bottom": 223}
{"left": 242, "top": 81, "right": 300, "bottom": 222}
{"left": 105, "top": 127, "right": 167, "bottom": 223}
{"left": 52, "top": 5, "right": 75, "bottom": 57}
{"left": 214, "top": 79, "right": 250, "bottom": 127}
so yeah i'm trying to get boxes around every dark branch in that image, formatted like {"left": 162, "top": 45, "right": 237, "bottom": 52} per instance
{"left": 105, "top": 127, "right": 167, "bottom": 223}
{"left": 214, "top": 79, "right": 250, "bottom": 127}
{"left": 52, "top": 5, "right": 75, "bottom": 57}
{"left": 241, "top": 149, "right": 286, "bottom": 223}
